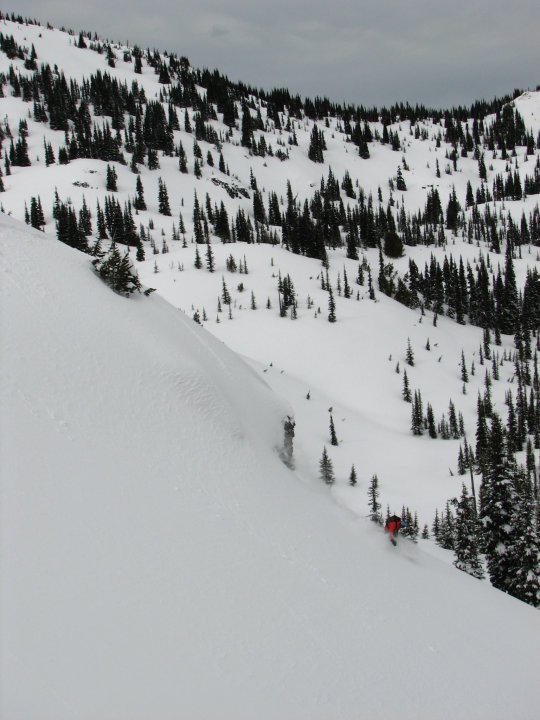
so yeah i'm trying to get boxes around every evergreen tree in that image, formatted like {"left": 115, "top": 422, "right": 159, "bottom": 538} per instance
{"left": 500, "top": 245, "right": 519, "bottom": 335}
{"left": 241, "top": 101, "right": 253, "bottom": 148}
{"left": 319, "top": 446, "right": 335, "bottom": 486}
{"left": 205, "top": 241, "right": 215, "bottom": 272}
{"left": 507, "top": 469, "right": 540, "bottom": 606}
{"left": 329, "top": 414, "right": 338, "bottom": 446}
{"left": 178, "top": 141, "right": 188, "bottom": 173}
{"left": 406, "top": 338, "right": 415, "bottom": 366}
{"left": 432, "top": 509, "right": 441, "bottom": 542}
{"left": 460, "top": 350, "right": 469, "bottom": 383}
{"left": 158, "top": 177, "right": 171, "bottom": 215}
{"left": 219, "top": 152, "right": 227, "bottom": 174}
{"left": 193, "top": 192, "right": 205, "bottom": 244}
{"left": 221, "top": 276, "right": 232, "bottom": 305}
{"left": 427, "top": 403, "right": 437, "bottom": 438}
{"left": 43, "top": 139, "right": 55, "bottom": 166}
{"left": 106, "top": 164, "right": 118, "bottom": 191}
{"left": 308, "top": 125, "right": 325, "bottom": 163}
{"left": 453, "top": 484, "right": 484, "bottom": 579}
{"left": 328, "top": 286, "right": 337, "bottom": 322}
{"left": 133, "top": 175, "right": 146, "bottom": 211}
{"left": 481, "top": 413, "right": 519, "bottom": 593}
{"left": 78, "top": 197, "right": 92, "bottom": 236}
{"left": 92, "top": 243, "right": 141, "bottom": 295}
{"left": 29, "top": 196, "right": 45, "bottom": 230}
{"left": 368, "top": 474, "right": 383, "bottom": 524}
{"left": 396, "top": 165, "right": 407, "bottom": 191}
{"left": 448, "top": 399, "right": 460, "bottom": 439}
{"left": 147, "top": 147, "right": 160, "bottom": 170}
{"left": 437, "top": 502, "right": 456, "bottom": 550}
{"left": 411, "top": 390, "right": 424, "bottom": 435}
{"left": 384, "top": 230, "right": 403, "bottom": 258}
{"left": 349, "top": 465, "right": 357, "bottom": 487}
{"left": 402, "top": 369, "right": 412, "bottom": 402}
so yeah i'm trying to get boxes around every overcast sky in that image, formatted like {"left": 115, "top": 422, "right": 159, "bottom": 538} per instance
{"left": 11, "top": 0, "right": 540, "bottom": 108}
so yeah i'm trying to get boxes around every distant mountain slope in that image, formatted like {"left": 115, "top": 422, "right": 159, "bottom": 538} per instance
{"left": 2, "top": 215, "right": 540, "bottom": 719}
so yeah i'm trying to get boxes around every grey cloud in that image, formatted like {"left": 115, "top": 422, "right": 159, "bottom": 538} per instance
{"left": 211, "top": 25, "right": 229, "bottom": 38}
{"left": 10, "top": 0, "right": 540, "bottom": 107}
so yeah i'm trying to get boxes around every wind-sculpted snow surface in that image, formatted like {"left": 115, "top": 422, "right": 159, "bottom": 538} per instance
{"left": 1, "top": 216, "right": 540, "bottom": 719}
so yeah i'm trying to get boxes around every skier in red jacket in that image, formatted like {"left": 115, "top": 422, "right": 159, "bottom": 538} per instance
{"left": 385, "top": 515, "right": 402, "bottom": 546}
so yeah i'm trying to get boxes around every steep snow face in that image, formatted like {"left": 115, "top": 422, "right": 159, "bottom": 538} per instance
{"left": 2, "top": 216, "right": 540, "bottom": 720}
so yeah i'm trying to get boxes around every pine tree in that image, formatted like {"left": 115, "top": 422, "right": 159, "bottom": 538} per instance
{"left": 219, "top": 152, "right": 226, "bottom": 174}
{"left": 329, "top": 414, "right": 338, "bottom": 446}
{"left": 507, "top": 469, "right": 540, "bottom": 606}
{"left": 500, "top": 245, "right": 519, "bottom": 335}
{"left": 453, "top": 484, "right": 484, "bottom": 578}
{"left": 147, "top": 147, "right": 160, "bottom": 170}
{"left": 437, "top": 502, "right": 456, "bottom": 550}
{"left": 402, "top": 369, "right": 412, "bottom": 402}
{"left": 368, "top": 474, "right": 383, "bottom": 523}
{"left": 432, "top": 509, "right": 441, "bottom": 542}
{"left": 178, "top": 141, "right": 188, "bottom": 173}
{"left": 319, "top": 447, "right": 335, "bottom": 486}
{"left": 205, "top": 241, "right": 215, "bottom": 272}
{"left": 448, "top": 399, "right": 459, "bottom": 439}
{"left": 43, "top": 139, "right": 55, "bottom": 166}
{"left": 460, "top": 350, "right": 469, "bottom": 383}
{"left": 403, "top": 510, "right": 419, "bottom": 543}
{"left": 308, "top": 125, "right": 325, "bottom": 163}
{"left": 241, "top": 101, "right": 253, "bottom": 148}
{"left": 134, "top": 175, "right": 146, "bottom": 210}
{"left": 221, "top": 277, "right": 231, "bottom": 305}
{"left": 92, "top": 243, "right": 141, "bottom": 295}
{"left": 328, "top": 287, "right": 337, "bottom": 322}
{"left": 406, "top": 338, "right": 415, "bottom": 366}
{"left": 158, "top": 177, "right": 171, "bottom": 215}
{"left": 106, "top": 163, "right": 117, "bottom": 191}
{"left": 343, "top": 267, "right": 351, "bottom": 299}
{"left": 78, "top": 197, "right": 92, "bottom": 236}
{"left": 427, "top": 403, "right": 437, "bottom": 438}
{"left": 396, "top": 165, "right": 407, "bottom": 191}
{"left": 481, "top": 413, "right": 518, "bottom": 593}
{"left": 29, "top": 196, "right": 45, "bottom": 230}
{"left": 349, "top": 465, "right": 357, "bottom": 487}
{"left": 411, "top": 390, "right": 424, "bottom": 435}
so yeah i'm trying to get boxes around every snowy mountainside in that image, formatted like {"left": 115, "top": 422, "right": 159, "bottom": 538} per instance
{"left": 2, "top": 214, "right": 540, "bottom": 719}
{"left": 1, "top": 16, "right": 540, "bottom": 532}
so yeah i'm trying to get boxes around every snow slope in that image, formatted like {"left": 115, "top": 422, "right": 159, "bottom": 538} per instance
{"left": 2, "top": 215, "right": 540, "bottom": 719}
{"left": 1, "top": 19, "right": 540, "bottom": 532}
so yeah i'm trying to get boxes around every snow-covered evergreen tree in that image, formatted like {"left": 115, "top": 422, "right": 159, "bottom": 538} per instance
{"left": 367, "top": 474, "right": 383, "bottom": 524}
{"left": 319, "top": 447, "right": 335, "bottom": 486}
{"left": 453, "top": 484, "right": 484, "bottom": 579}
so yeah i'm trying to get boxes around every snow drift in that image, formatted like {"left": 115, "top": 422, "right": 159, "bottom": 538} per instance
{"left": 1, "top": 216, "right": 540, "bottom": 720}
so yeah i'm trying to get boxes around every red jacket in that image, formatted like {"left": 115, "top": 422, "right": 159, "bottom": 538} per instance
{"left": 385, "top": 516, "right": 401, "bottom": 534}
